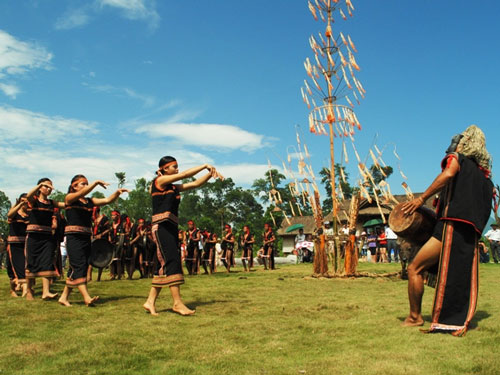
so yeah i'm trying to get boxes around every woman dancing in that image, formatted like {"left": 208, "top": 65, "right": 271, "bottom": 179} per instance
{"left": 25, "top": 179, "right": 66, "bottom": 300}
{"left": 58, "top": 175, "right": 128, "bottom": 307}
{"left": 6, "top": 193, "right": 29, "bottom": 297}
{"left": 143, "top": 156, "right": 222, "bottom": 316}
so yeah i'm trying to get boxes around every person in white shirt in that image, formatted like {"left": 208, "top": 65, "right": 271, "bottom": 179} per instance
{"left": 294, "top": 228, "right": 306, "bottom": 263}
{"left": 385, "top": 226, "right": 399, "bottom": 263}
{"left": 484, "top": 223, "right": 500, "bottom": 263}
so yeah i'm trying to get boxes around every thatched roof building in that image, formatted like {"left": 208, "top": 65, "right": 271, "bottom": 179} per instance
{"left": 278, "top": 193, "right": 435, "bottom": 254}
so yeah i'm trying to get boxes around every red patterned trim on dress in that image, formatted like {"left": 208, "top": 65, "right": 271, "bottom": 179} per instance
{"left": 152, "top": 211, "right": 178, "bottom": 225}
{"left": 64, "top": 225, "right": 92, "bottom": 234}
{"left": 151, "top": 224, "right": 166, "bottom": 274}
{"left": 431, "top": 221, "right": 454, "bottom": 324}
{"left": 454, "top": 237, "right": 479, "bottom": 337}
{"left": 26, "top": 224, "right": 52, "bottom": 233}
{"left": 439, "top": 217, "right": 480, "bottom": 234}
{"left": 152, "top": 274, "right": 184, "bottom": 288}
{"left": 7, "top": 235, "right": 26, "bottom": 243}
{"left": 28, "top": 207, "right": 54, "bottom": 213}
{"left": 25, "top": 270, "right": 59, "bottom": 278}
{"left": 151, "top": 189, "right": 175, "bottom": 196}
{"left": 66, "top": 206, "right": 93, "bottom": 212}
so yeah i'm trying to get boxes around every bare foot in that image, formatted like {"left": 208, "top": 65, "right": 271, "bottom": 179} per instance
{"left": 85, "top": 296, "right": 99, "bottom": 306}
{"left": 26, "top": 293, "right": 35, "bottom": 301}
{"left": 143, "top": 302, "right": 159, "bottom": 316}
{"left": 42, "top": 292, "right": 59, "bottom": 300}
{"left": 10, "top": 290, "right": 18, "bottom": 298}
{"left": 402, "top": 316, "right": 424, "bottom": 327}
{"left": 58, "top": 298, "right": 72, "bottom": 307}
{"left": 172, "top": 302, "right": 195, "bottom": 316}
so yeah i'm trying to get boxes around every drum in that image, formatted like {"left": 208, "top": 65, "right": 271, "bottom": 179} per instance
{"left": 90, "top": 239, "right": 114, "bottom": 268}
{"left": 389, "top": 202, "right": 437, "bottom": 245}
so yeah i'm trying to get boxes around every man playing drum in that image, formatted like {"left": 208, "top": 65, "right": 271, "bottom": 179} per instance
{"left": 401, "top": 125, "right": 493, "bottom": 336}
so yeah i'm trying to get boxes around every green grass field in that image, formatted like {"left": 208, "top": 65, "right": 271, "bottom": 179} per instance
{"left": 1, "top": 262, "right": 499, "bottom": 375}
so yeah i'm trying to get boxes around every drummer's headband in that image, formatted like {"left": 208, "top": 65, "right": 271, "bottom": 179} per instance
{"left": 111, "top": 210, "right": 120, "bottom": 215}
{"left": 187, "top": 220, "right": 194, "bottom": 225}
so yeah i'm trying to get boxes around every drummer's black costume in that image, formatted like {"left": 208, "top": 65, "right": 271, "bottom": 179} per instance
{"left": 6, "top": 212, "right": 28, "bottom": 284}
{"left": 428, "top": 153, "right": 493, "bottom": 336}
{"left": 186, "top": 226, "right": 201, "bottom": 275}
{"left": 202, "top": 232, "right": 217, "bottom": 273}
{"left": 109, "top": 215, "right": 125, "bottom": 279}
{"left": 25, "top": 197, "right": 59, "bottom": 279}
{"left": 263, "top": 228, "right": 276, "bottom": 270}
{"left": 64, "top": 198, "right": 95, "bottom": 287}
{"left": 150, "top": 177, "right": 184, "bottom": 288}
{"left": 221, "top": 231, "right": 235, "bottom": 270}
{"left": 242, "top": 232, "right": 255, "bottom": 268}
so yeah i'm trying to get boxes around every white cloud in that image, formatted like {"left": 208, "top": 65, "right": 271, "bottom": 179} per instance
{"left": 98, "top": 0, "right": 160, "bottom": 28}
{"left": 54, "top": 7, "right": 91, "bottom": 30}
{"left": 217, "top": 163, "right": 272, "bottom": 186}
{"left": 0, "top": 82, "right": 20, "bottom": 98}
{"left": 135, "top": 123, "right": 266, "bottom": 152}
{"left": 83, "top": 82, "right": 156, "bottom": 107}
{"left": 0, "top": 105, "right": 97, "bottom": 143}
{"left": 55, "top": 0, "right": 160, "bottom": 31}
{"left": 0, "top": 30, "right": 53, "bottom": 98}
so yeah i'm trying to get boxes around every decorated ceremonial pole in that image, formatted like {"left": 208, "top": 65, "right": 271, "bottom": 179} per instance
{"left": 302, "top": 0, "right": 364, "bottom": 275}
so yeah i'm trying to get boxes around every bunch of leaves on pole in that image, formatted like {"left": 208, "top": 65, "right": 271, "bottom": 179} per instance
{"left": 301, "top": 0, "right": 365, "bottom": 276}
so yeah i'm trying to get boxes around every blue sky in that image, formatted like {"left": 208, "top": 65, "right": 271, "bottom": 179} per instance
{"left": 1, "top": 0, "right": 499, "bottom": 204}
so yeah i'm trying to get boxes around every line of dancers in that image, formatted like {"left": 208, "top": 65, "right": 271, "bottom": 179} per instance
{"left": 180, "top": 221, "right": 276, "bottom": 275}
{"left": 5, "top": 156, "right": 277, "bottom": 315}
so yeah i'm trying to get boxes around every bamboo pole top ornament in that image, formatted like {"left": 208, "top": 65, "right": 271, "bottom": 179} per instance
{"left": 302, "top": 0, "right": 365, "bottom": 139}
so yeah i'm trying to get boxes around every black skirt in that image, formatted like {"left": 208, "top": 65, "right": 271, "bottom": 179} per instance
{"left": 25, "top": 232, "right": 58, "bottom": 278}
{"left": 151, "top": 221, "right": 184, "bottom": 288}
{"left": 7, "top": 242, "right": 26, "bottom": 282}
{"left": 66, "top": 233, "right": 91, "bottom": 287}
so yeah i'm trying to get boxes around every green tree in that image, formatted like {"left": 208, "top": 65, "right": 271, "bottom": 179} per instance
{"left": 0, "top": 191, "right": 11, "bottom": 236}
{"left": 115, "top": 172, "right": 126, "bottom": 188}
{"left": 367, "top": 165, "right": 393, "bottom": 195}
{"left": 121, "top": 178, "right": 152, "bottom": 221}
{"left": 319, "top": 164, "right": 354, "bottom": 214}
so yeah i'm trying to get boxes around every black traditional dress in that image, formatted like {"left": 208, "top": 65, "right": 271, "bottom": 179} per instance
{"left": 242, "top": 232, "right": 255, "bottom": 268}
{"left": 65, "top": 198, "right": 94, "bottom": 287}
{"left": 221, "top": 232, "right": 235, "bottom": 266}
{"left": 263, "top": 229, "right": 276, "bottom": 270}
{"left": 151, "top": 177, "right": 184, "bottom": 287}
{"left": 25, "top": 197, "right": 59, "bottom": 279}
{"left": 7, "top": 212, "right": 28, "bottom": 283}
{"left": 202, "top": 232, "right": 216, "bottom": 272}
{"left": 186, "top": 227, "right": 200, "bottom": 273}
{"left": 429, "top": 153, "right": 493, "bottom": 336}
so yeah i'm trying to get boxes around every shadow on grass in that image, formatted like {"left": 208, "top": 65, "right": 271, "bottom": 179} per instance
{"left": 154, "top": 299, "right": 230, "bottom": 314}
{"left": 96, "top": 295, "right": 147, "bottom": 303}
{"left": 469, "top": 310, "right": 491, "bottom": 330}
